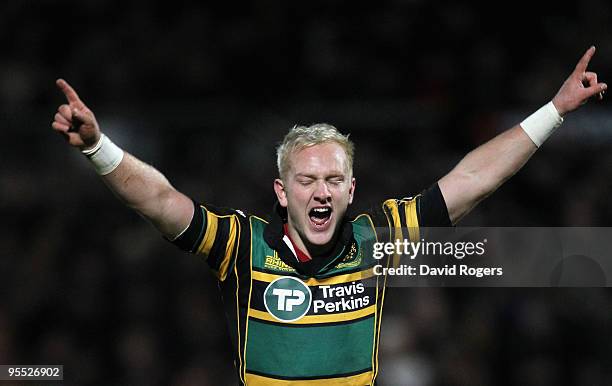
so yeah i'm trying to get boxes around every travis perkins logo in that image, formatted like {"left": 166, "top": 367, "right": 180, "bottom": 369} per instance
{"left": 263, "top": 276, "right": 370, "bottom": 322}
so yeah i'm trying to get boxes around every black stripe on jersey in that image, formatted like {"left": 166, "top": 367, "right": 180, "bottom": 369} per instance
{"left": 418, "top": 183, "right": 451, "bottom": 227}
{"left": 373, "top": 273, "right": 385, "bottom": 380}
{"left": 203, "top": 203, "right": 242, "bottom": 216}
{"left": 248, "top": 279, "right": 267, "bottom": 311}
{"left": 172, "top": 201, "right": 206, "bottom": 253}
{"left": 246, "top": 367, "right": 373, "bottom": 381}
{"left": 207, "top": 215, "right": 231, "bottom": 271}
{"left": 396, "top": 200, "right": 408, "bottom": 229}
{"left": 218, "top": 214, "right": 253, "bottom": 385}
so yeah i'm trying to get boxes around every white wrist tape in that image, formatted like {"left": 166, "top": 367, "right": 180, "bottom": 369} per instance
{"left": 520, "top": 101, "right": 563, "bottom": 147}
{"left": 81, "top": 134, "right": 124, "bottom": 175}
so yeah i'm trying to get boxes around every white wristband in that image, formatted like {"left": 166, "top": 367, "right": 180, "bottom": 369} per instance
{"left": 520, "top": 101, "right": 564, "bottom": 147}
{"left": 81, "top": 134, "right": 124, "bottom": 175}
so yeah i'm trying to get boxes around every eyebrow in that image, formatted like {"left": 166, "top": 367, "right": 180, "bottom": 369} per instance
{"left": 295, "top": 173, "right": 346, "bottom": 179}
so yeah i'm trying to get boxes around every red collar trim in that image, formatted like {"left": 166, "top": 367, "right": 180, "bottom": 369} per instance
{"left": 283, "top": 224, "right": 312, "bottom": 262}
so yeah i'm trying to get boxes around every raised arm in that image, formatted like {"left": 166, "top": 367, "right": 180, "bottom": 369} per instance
{"left": 52, "top": 79, "right": 193, "bottom": 238}
{"left": 438, "top": 46, "right": 607, "bottom": 224}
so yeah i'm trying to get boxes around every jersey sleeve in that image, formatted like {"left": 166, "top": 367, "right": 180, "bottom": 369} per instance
{"left": 367, "top": 184, "right": 450, "bottom": 268}
{"left": 371, "top": 183, "right": 451, "bottom": 239}
{"left": 170, "top": 200, "right": 244, "bottom": 282}
{"left": 415, "top": 183, "right": 452, "bottom": 227}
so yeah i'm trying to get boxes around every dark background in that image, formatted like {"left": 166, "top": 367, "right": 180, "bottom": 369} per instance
{"left": 2, "top": 1, "right": 612, "bottom": 385}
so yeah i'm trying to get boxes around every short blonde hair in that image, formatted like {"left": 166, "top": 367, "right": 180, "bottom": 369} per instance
{"left": 276, "top": 123, "right": 355, "bottom": 179}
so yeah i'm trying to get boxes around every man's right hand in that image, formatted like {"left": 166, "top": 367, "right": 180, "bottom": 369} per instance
{"left": 52, "top": 79, "right": 102, "bottom": 150}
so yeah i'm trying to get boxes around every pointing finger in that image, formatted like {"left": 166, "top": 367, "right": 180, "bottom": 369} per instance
{"left": 574, "top": 46, "right": 596, "bottom": 75}
{"left": 56, "top": 78, "right": 85, "bottom": 108}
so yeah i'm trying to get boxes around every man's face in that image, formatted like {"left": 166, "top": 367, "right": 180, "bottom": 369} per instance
{"left": 274, "top": 142, "right": 356, "bottom": 253}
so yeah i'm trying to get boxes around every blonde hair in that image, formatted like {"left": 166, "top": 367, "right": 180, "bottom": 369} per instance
{"left": 276, "top": 123, "right": 354, "bottom": 179}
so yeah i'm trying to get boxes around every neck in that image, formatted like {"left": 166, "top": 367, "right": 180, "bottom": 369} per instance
{"left": 285, "top": 224, "right": 336, "bottom": 259}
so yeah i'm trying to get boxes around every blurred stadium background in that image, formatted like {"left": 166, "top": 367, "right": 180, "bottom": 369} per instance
{"left": 2, "top": 1, "right": 612, "bottom": 385}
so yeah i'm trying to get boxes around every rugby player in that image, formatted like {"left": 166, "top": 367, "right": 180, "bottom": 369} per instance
{"left": 51, "top": 47, "right": 605, "bottom": 385}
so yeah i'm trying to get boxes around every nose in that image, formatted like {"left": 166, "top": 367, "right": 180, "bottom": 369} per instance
{"left": 313, "top": 180, "right": 331, "bottom": 203}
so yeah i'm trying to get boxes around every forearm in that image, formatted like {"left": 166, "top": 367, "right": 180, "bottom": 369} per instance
{"left": 435, "top": 46, "right": 607, "bottom": 225}
{"left": 439, "top": 125, "right": 537, "bottom": 224}
{"left": 99, "top": 152, "right": 193, "bottom": 238}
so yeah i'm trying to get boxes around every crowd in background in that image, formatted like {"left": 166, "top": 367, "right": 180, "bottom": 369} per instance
{"left": 2, "top": 1, "right": 612, "bottom": 385}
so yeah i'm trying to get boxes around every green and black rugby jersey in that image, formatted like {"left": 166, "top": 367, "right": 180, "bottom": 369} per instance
{"left": 172, "top": 184, "right": 450, "bottom": 385}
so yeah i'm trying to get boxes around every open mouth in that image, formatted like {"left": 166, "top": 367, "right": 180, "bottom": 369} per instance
{"left": 309, "top": 207, "right": 333, "bottom": 228}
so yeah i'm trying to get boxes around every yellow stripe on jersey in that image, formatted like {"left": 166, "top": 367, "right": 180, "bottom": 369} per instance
{"left": 218, "top": 215, "right": 238, "bottom": 281}
{"left": 403, "top": 197, "right": 420, "bottom": 242}
{"left": 197, "top": 210, "right": 219, "bottom": 256}
{"left": 245, "top": 370, "right": 373, "bottom": 385}
{"left": 383, "top": 199, "right": 404, "bottom": 268}
{"left": 383, "top": 199, "right": 404, "bottom": 239}
{"left": 249, "top": 304, "right": 376, "bottom": 325}
{"left": 251, "top": 268, "right": 374, "bottom": 286}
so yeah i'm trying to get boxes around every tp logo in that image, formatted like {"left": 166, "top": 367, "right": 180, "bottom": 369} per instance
{"left": 264, "top": 276, "right": 312, "bottom": 322}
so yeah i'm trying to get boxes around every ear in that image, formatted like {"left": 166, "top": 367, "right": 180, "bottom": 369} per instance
{"left": 348, "top": 177, "right": 356, "bottom": 204}
{"left": 274, "top": 178, "right": 288, "bottom": 207}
